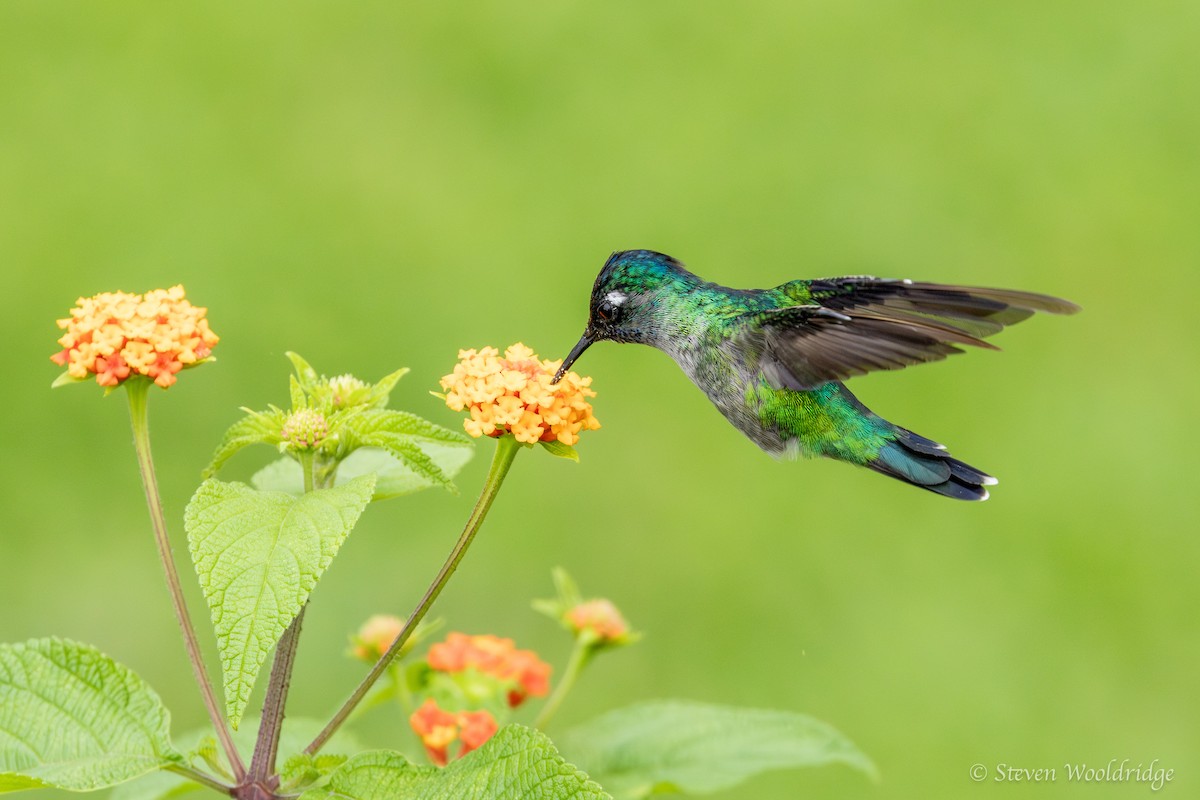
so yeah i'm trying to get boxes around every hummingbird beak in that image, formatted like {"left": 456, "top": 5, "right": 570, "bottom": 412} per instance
{"left": 552, "top": 332, "right": 594, "bottom": 384}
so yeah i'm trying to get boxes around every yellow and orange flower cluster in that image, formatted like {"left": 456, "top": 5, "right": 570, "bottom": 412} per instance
{"left": 409, "top": 699, "right": 498, "bottom": 766}
{"left": 439, "top": 344, "right": 599, "bottom": 445}
{"left": 427, "top": 632, "right": 551, "bottom": 708}
{"left": 51, "top": 286, "right": 218, "bottom": 388}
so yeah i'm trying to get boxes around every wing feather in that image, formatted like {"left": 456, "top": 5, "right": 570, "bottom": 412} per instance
{"left": 736, "top": 278, "right": 1079, "bottom": 390}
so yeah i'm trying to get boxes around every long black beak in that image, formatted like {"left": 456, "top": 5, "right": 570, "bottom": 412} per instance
{"left": 551, "top": 332, "right": 594, "bottom": 384}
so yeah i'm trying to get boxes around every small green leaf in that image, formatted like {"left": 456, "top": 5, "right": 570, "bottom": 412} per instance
{"left": 0, "top": 638, "right": 179, "bottom": 793}
{"left": 50, "top": 370, "right": 88, "bottom": 388}
{"left": 252, "top": 442, "right": 473, "bottom": 501}
{"left": 557, "top": 701, "right": 876, "bottom": 799}
{"left": 203, "top": 411, "right": 284, "bottom": 478}
{"left": 185, "top": 476, "right": 376, "bottom": 727}
{"left": 366, "top": 367, "right": 410, "bottom": 408}
{"left": 285, "top": 352, "right": 321, "bottom": 392}
{"left": 289, "top": 375, "right": 308, "bottom": 410}
{"left": 539, "top": 441, "right": 580, "bottom": 462}
{"left": 300, "top": 726, "right": 609, "bottom": 800}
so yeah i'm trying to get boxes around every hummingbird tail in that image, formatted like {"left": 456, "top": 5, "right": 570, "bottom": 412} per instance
{"left": 865, "top": 426, "right": 997, "bottom": 501}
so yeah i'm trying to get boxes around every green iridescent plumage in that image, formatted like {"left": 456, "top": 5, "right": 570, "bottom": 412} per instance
{"left": 554, "top": 250, "right": 1079, "bottom": 500}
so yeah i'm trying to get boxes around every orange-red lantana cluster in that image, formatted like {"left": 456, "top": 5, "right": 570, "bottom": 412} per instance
{"left": 51, "top": 286, "right": 218, "bottom": 388}
{"left": 439, "top": 344, "right": 599, "bottom": 445}
{"left": 409, "top": 698, "right": 498, "bottom": 766}
{"left": 427, "top": 632, "right": 551, "bottom": 708}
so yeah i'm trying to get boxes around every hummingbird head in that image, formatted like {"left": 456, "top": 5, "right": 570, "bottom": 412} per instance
{"left": 552, "top": 250, "right": 699, "bottom": 383}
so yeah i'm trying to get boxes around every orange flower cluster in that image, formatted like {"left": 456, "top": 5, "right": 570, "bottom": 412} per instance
{"left": 427, "top": 632, "right": 551, "bottom": 708}
{"left": 439, "top": 344, "right": 600, "bottom": 445}
{"left": 51, "top": 286, "right": 218, "bottom": 388}
{"left": 567, "top": 599, "right": 631, "bottom": 642}
{"left": 409, "top": 698, "right": 498, "bottom": 766}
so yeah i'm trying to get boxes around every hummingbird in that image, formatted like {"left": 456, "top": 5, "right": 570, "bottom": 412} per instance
{"left": 552, "top": 250, "right": 1079, "bottom": 500}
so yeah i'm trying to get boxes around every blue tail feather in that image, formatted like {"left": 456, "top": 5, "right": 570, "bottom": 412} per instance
{"left": 867, "top": 428, "right": 994, "bottom": 501}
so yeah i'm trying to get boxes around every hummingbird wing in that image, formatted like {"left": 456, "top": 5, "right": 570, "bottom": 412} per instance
{"left": 733, "top": 278, "right": 1079, "bottom": 391}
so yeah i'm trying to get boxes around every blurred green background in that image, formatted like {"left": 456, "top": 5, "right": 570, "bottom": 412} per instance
{"left": 2, "top": 1, "right": 1197, "bottom": 798}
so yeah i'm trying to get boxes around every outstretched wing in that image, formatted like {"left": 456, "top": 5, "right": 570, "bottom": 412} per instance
{"left": 733, "top": 278, "right": 1079, "bottom": 391}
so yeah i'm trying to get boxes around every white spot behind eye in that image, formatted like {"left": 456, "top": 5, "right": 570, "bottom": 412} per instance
{"left": 605, "top": 291, "right": 627, "bottom": 306}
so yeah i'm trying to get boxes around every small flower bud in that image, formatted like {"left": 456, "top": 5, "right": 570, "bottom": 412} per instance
{"left": 327, "top": 373, "right": 368, "bottom": 408}
{"left": 351, "top": 614, "right": 405, "bottom": 662}
{"left": 566, "top": 598, "right": 631, "bottom": 643}
{"left": 280, "top": 408, "right": 329, "bottom": 449}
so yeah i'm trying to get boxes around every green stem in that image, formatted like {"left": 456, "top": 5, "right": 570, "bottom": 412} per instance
{"left": 126, "top": 379, "right": 246, "bottom": 780}
{"left": 533, "top": 637, "right": 592, "bottom": 729}
{"left": 304, "top": 435, "right": 522, "bottom": 755}
{"left": 165, "top": 763, "right": 233, "bottom": 795}
{"left": 247, "top": 453, "right": 318, "bottom": 784}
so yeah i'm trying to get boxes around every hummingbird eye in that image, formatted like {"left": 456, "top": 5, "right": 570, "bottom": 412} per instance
{"left": 595, "top": 290, "right": 627, "bottom": 324}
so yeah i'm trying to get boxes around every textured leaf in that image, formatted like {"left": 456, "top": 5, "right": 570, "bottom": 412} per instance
{"left": 338, "top": 410, "right": 472, "bottom": 490}
{"left": 203, "top": 412, "right": 283, "bottom": 478}
{"left": 0, "top": 638, "right": 179, "bottom": 793}
{"left": 185, "top": 476, "right": 376, "bottom": 727}
{"left": 557, "top": 701, "right": 876, "bottom": 799}
{"left": 252, "top": 443, "right": 472, "bottom": 501}
{"left": 300, "top": 726, "right": 609, "bottom": 800}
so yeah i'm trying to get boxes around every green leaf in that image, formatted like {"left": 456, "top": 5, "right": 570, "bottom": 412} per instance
{"left": 557, "top": 701, "right": 877, "bottom": 799}
{"left": 285, "top": 352, "right": 321, "bottom": 392}
{"left": 337, "top": 413, "right": 467, "bottom": 491}
{"left": 185, "top": 476, "right": 376, "bottom": 727}
{"left": 0, "top": 638, "right": 180, "bottom": 793}
{"left": 365, "top": 367, "right": 410, "bottom": 408}
{"left": 346, "top": 409, "right": 472, "bottom": 447}
{"left": 50, "top": 370, "right": 88, "bottom": 388}
{"left": 538, "top": 441, "right": 580, "bottom": 462}
{"left": 300, "top": 726, "right": 609, "bottom": 800}
{"left": 290, "top": 375, "right": 308, "bottom": 410}
{"left": 203, "top": 411, "right": 284, "bottom": 478}
{"left": 252, "top": 442, "right": 473, "bottom": 501}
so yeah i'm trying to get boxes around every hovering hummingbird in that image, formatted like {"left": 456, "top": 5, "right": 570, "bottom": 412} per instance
{"left": 552, "top": 250, "right": 1078, "bottom": 500}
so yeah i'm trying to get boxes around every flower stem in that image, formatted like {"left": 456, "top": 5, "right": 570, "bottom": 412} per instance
{"left": 248, "top": 607, "right": 306, "bottom": 784}
{"left": 304, "top": 435, "right": 522, "bottom": 755}
{"left": 126, "top": 379, "right": 245, "bottom": 780}
{"left": 533, "top": 637, "right": 592, "bottom": 730}
{"left": 247, "top": 453, "right": 318, "bottom": 785}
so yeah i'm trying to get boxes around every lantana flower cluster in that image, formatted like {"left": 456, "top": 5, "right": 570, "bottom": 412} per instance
{"left": 51, "top": 286, "right": 218, "bottom": 388}
{"left": 439, "top": 344, "right": 600, "bottom": 445}
{"left": 409, "top": 699, "right": 499, "bottom": 767}
{"left": 427, "top": 632, "right": 551, "bottom": 708}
